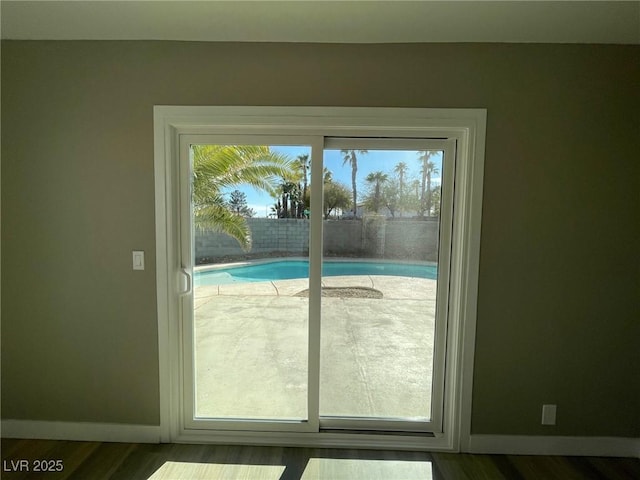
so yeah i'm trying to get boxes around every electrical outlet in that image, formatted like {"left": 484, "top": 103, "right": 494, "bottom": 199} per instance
{"left": 541, "top": 404, "right": 557, "bottom": 425}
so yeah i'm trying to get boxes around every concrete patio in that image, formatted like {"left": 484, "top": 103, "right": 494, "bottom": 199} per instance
{"left": 193, "top": 275, "right": 438, "bottom": 422}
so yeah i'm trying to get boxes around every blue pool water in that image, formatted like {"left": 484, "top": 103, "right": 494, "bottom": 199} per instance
{"left": 195, "top": 260, "right": 437, "bottom": 286}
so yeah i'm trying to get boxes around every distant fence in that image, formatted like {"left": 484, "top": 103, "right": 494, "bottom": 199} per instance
{"left": 195, "top": 217, "right": 439, "bottom": 263}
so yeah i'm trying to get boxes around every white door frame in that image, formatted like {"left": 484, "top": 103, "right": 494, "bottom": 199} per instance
{"left": 154, "top": 106, "right": 486, "bottom": 451}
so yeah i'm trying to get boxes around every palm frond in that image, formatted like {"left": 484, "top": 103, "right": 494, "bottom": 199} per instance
{"left": 190, "top": 144, "right": 295, "bottom": 250}
{"left": 194, "top": 202, "right": 252, "bottom": 251}
{"left": 193, "top": 145, "right": 293, "bottom": 193}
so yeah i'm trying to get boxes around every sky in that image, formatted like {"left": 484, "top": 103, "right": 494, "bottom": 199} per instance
{"left": 227, "top": 145, "right": 443, "bottom": 217}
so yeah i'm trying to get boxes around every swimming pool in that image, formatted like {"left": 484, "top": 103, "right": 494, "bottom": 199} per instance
{"left": 195, "top": 260, "right": 437, "bottom": 286}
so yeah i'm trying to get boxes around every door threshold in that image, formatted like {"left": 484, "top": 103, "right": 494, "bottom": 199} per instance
{"left": 174, "top": 428, "right": 453, "bottom": 452}
{"left": 320, "top": 428, "right": 436, "bottom": 438}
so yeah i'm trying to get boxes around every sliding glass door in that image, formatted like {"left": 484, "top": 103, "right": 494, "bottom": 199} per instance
{"left": 319, "top": 139, "right": 454, "bottom": 433}
{"left": 180, "top": 135, "right": 320, "bottom": 432}
{"left": 179, "top": 134, "right": 454, "bottom": 434}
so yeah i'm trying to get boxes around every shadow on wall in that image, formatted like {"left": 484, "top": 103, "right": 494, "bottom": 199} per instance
{"left": 195, "top": 217, "right": 439, "bottom": 264}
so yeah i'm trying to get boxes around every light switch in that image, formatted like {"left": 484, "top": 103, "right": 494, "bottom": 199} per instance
{"left": 132, "top": 250, "right": 145, "bottom": 270}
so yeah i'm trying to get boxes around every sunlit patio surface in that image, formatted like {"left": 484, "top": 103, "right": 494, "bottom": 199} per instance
{"left": 194, "top": 275, "right": 437, "bottom": 421}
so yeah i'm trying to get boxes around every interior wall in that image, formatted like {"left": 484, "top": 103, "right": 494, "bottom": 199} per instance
{"left": 2, "top": 41, "right": 638, "bottom": 437}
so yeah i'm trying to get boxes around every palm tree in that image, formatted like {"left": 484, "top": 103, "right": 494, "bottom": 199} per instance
{"left": 192, "top": 145, "right": 292, "bottom": 250}
{"left": 275, "top": 180, "right": 301, "bottom": 218}
{"left": 295, "top": 154, "right": 310, "bottom": 218}
{"left": 418, "top": 151, "right": 439, "bottom": 217}
{"left": 364, "top": 171, "right": 388, "bottom": 213}
{"left": 393, "top": 161, "right": 408, "bottom": 216}
{"left": 341, "top": 149, "right": 367, "bottom": 216}
{"left": 296, "top": 154, "right": 310, "bottom": 202}
{"left": 323, "top": 167, "right": 333, "bottom": 183}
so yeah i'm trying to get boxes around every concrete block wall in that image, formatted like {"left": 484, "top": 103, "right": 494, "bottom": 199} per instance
{"left": 361, "top": 215, "right": 387, "bottom": 258}
{"left": 384, "top": 219, "right": 440, "bottom": 261}
{"left": 323, "top": 220, "right": 363, "bottom": 256}
{"left": 196, "top": 217, "right": 439, "bottom": 262}
{"left": 195, "top": 218, "right": 310, "bottom": 262}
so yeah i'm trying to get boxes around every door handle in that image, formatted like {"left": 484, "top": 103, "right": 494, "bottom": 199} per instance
{"left": 179, "top": 268, "right": 192, "bottom": 295}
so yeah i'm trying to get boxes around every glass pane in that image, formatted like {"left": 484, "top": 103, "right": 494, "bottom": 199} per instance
{"left": 192, "top": 144, "right": 311, "bottom": 420}
{"left": 320, "top": 148, "right": 443, "bottom": 421}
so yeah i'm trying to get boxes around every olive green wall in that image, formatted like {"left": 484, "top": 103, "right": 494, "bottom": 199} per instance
{"left": 2, "top": 41, "right": 638, "bottom": 436}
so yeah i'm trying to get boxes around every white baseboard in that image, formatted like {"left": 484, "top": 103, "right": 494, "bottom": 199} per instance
{"left": 467, "top": 434, "right": 640, "bottom": 458}
{"left": 1, "top": 420, "right": 161, "bottom": 443}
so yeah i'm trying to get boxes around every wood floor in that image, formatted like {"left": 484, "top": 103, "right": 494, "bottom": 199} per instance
{"left": 2, "top": 438, "right": 639, "bottom": 479}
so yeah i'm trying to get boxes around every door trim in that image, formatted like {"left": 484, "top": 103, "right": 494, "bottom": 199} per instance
{"left": 154, "top": 106, "right": 486, "bottom": 451}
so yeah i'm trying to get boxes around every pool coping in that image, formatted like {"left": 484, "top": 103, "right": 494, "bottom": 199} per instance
{"left": 194, "top": 256, "right": 438, "bottom": 273}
